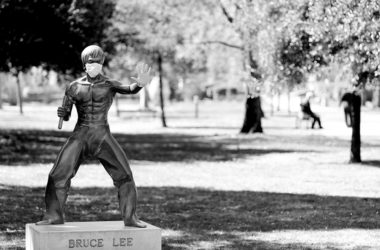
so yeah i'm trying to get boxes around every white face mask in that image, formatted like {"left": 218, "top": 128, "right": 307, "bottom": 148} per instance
{"left": 85, "top": 63, "right": 102, "bottom": 78}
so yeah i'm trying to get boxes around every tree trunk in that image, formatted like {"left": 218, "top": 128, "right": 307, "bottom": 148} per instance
{"left": 287, "top": 89, "right": 291, "bottom": 115}
{"left": 361, "top": 88, "right": 367, "bottom": 105}
{"left": 157, "top": 53, "right": 167, "bottom": 127}
{"left": 193, "top": 95, "right": 199, "bottom": 118}
{"left": 350, "top": 92, "right": 361, "bottom": 163}
{"left": 270, "top": 92, "right": 274, "bottom": 116}
{"left": 114, "top": 95, "right": 120, "bottom": 117}
{"left": 372, "top": 85, "right": 380, "bottom": 108}
{"left": 16, "top": 73, "right": 23, "bottom": 114}
{"left": 240, "top": 30, "right": 263, "bottom": 132}
{"left": 0, "top": 80, "right": 3, "bottom": 109}
{"left": 139, "top": 87, "right": 150, "bottom": 110}
{"left": 240, "top": 96, "right": 263, "bottom": 133}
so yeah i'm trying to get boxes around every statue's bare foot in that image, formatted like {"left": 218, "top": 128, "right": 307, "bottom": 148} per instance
{"left": 36, "top": 218, "right": 64, "bottom": 225}
{"left": 124, "top": 218, "right": 146, "bottom": 228}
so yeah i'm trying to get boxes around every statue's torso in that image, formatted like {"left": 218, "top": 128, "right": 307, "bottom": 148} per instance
{"left": 68, "top": 75, "right": 115, "bottom": 125}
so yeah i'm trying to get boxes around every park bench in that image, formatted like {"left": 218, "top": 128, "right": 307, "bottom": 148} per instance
{"left": 295, "top": 110, "right": 311, "bottom": 129}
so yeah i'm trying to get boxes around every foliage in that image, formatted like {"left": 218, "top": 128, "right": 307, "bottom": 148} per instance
{"left": 215, "top": 0, "right": 380, "bottom": 92}
{"left": 0, "top": 0, "right": 116, "bottom": 74}
{"left": 114, "top": 0, "right": 214, "bottom": 71}
{"left": 301, "top": 0, "right": 380, "bottom": 86}
{"left": 2, "top": 0, "right": 379, "bottom": 93}
{"left": 215, "top": 0, "right": 311, "bottom": 90}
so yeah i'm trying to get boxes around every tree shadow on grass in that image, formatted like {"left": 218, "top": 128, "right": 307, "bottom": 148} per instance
{"left": 170, "top": 125, "right": 241, "bottom": 130}
{"left": 0, "top": 129, "right": 314, "bottom": 165}
{"left": 361, "top": 160, "right": 380, "bottom": 168}
{"left": 1, "top": 185, "right": 380, "bottom": 249}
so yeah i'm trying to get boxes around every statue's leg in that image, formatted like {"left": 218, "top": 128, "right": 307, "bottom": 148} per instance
{"left": 36, "top": 137, "right": 84, "bottom": 225}
{"left": 97, "top": 134, "right": 146, "bottom": 228}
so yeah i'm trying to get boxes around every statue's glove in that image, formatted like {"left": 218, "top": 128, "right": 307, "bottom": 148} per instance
{"left": 57, "top": 107, "right": 68, "bottom": 118}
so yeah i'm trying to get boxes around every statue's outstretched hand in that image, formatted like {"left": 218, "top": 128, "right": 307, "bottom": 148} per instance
{"left": 131, "top": 63, "right": 152, "bottom": 87}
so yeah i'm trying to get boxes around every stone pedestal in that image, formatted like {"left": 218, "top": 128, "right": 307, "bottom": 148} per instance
{"left": 26, "top": 221, "right": 161, "bottom": 250}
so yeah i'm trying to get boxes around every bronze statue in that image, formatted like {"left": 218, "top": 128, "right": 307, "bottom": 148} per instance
{"left": 37, "top": 45, "right": 151, "bottom": 228}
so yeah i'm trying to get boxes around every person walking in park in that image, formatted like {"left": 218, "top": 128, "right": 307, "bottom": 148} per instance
{"left": 300, "top": 92, "right": 323, "bottom": 129}
{"left": 36, "top": 45, "right": 151, "bottom": 228}
{"left": 240, "top": 83, "right": 264, "bottom": 133}
{"left": 340, "top": 90, "right": 354, "bottom": 127}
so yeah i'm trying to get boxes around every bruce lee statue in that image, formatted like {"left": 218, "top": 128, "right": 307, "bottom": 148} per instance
{"left": 36, "top": 45, "right": 151, "bottom": 228}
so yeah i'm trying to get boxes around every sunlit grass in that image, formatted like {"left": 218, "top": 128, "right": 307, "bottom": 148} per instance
{"left": 1, "top": 101, "right": 380, "bottom": 249}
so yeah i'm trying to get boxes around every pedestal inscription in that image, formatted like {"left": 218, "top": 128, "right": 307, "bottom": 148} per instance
{"left": 26, "top": 221, "right": 161, "bottom": 250}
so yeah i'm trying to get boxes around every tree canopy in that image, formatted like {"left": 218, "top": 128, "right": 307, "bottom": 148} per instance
{"left": 2, "top": 0, "right": 379, "bottom": 89}
{"left": 0, "top": 0, "right": 116, "bottom": 74}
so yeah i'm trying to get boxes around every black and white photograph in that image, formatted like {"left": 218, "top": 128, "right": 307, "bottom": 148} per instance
{"left": 1, "top": 0, "right": 380, "bottom": 249}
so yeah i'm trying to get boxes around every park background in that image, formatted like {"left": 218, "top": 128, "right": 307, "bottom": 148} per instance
{"left": 1, "top": 0, "right": 380, "bottom": 249}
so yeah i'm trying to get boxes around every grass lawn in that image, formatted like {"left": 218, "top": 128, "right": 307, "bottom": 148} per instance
{"left": 1, "top": 100, "right": 380, "bottom": 249}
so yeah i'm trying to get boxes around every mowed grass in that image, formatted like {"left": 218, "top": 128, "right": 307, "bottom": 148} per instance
{"left": 1, "top": 100, "right": 380, "bottom": 249}
{"left": 2, "top": 186, "right": 380, "bottom": 249}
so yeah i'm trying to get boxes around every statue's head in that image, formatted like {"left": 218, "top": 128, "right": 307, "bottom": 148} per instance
{"left": 81, "top": 45, "right": 105, "bottom": 66}
{"left": 81, "top": 45, "right": 105, "bottom": 78}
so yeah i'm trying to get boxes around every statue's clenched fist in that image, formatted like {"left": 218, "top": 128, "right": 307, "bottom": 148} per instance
{"left": 57, "top": 107, "right": 68, "bottom": 118}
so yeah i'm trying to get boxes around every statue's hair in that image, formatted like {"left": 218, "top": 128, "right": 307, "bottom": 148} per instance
{"left": 81, "top": 45, "right": 105, "bottom": 65}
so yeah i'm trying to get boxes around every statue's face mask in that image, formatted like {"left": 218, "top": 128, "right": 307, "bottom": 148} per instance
{"left": 85, "top": 63, "right": 103, "bottom": 78}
